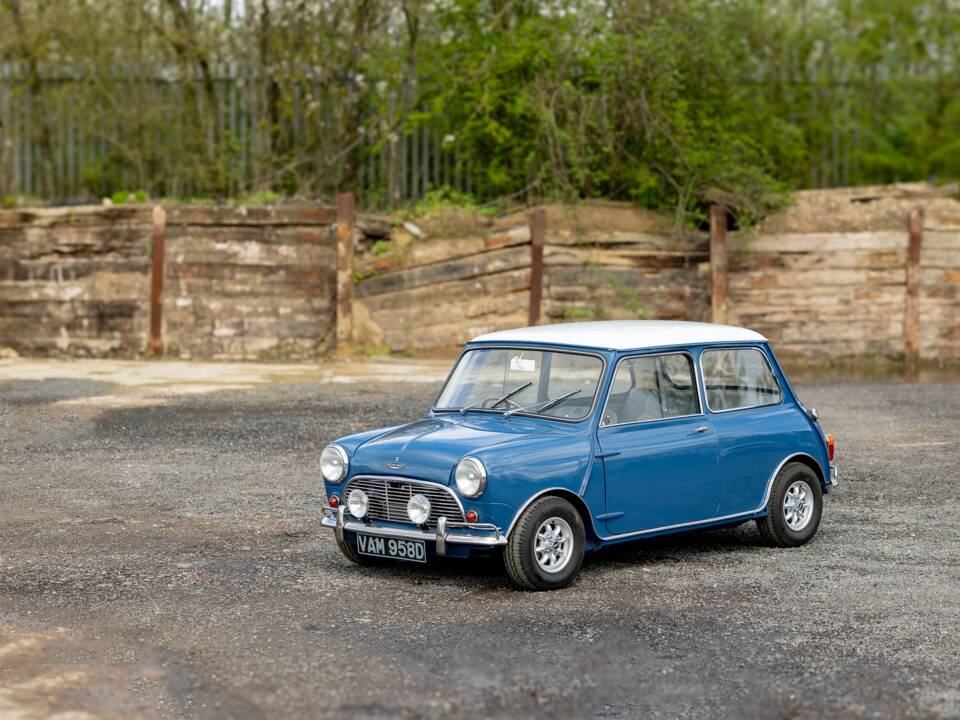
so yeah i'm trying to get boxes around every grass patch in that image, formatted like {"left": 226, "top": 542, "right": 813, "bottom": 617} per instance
{"left": 110, "top": 189, "right": 150, "bottom": 204}
{"left": 237, "top": 190, "right": 281, "bottom": 205}
{"left": 355, "top": 344, "right": 392, "bottom": 357}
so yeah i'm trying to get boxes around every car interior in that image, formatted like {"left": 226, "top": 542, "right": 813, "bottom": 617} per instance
{"left": 602, "top": 354, "right": 698, "bottom": 425}
{"left": 701, "top": 348, "right": 782, "bottom": 411}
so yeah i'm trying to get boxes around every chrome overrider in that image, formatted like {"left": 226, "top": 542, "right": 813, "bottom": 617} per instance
{"left": 320, "top": 505, "right": 506, "bottom": 556}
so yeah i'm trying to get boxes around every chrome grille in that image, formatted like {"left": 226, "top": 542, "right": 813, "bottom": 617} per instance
{"left": 344, "top": 476, "right": 465, "bottom": 527}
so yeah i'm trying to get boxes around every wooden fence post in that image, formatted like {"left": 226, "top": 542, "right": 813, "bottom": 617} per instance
{"left": 904, "top": 207, "right": 924, "bottom": 361}
{"left": 528, "top": 207, "right": 546, "bottom": 326}
{"left": 148, "top": 205, "right": 166, "bottom": 356}
{"left": 336, "top": 192, "right": 355, "bottom": 352}
{"left": 709, "top": 204, "right": 728, "bottom": 325}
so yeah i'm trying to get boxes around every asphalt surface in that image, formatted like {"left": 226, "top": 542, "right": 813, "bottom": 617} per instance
{"left": 1, "top": 365, "right": 958, "bottom": 719}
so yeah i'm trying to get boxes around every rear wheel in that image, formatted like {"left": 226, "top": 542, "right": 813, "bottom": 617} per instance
{"left": 504, "top": 496, "right": 585, "bottom": 591}
{"left": 756, "top": 462, "right": 823, "bottom": 547}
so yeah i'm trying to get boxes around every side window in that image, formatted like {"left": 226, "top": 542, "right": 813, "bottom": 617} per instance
{"left": 609, "top": 364, "right": 634, "bottom": 395}
{"left": 701, "top": 348, "right": 782, "bottom": 411}
{"left": 602, "top": 353, "right": 700, "bottom": 426}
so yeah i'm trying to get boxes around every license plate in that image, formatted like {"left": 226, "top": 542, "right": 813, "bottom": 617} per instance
{"left": 356, "top": 533, "right": 426, "bottom": 563}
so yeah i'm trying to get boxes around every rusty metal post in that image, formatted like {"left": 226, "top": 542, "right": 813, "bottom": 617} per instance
{"left": 335, "top": 193, "right": 355, "bottom": 352}
{"left": 709, "top": 204, "right": 728, "bottom": 325}
{"left": 148, "top": 205, "right": 166, "bottom": 356}
{"left": 528, "top": 207, "right": 546, "bottom": 326}
{"left": 904, "top": 207, "right": 924, "bottom": 361}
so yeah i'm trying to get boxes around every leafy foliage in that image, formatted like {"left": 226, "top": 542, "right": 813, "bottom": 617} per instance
{"left": 0, "top": 0, "right": 958, "bottom": 222}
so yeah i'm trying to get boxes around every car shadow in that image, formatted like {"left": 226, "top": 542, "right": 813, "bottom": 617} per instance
{"left": 587, "top": 523, "right": 766, "bottom": 568}
{"left": 335, "top": 551, "right": 517, "bottom": 591}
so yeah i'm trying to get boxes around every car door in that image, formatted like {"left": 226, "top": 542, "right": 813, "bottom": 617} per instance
{"left": 596, "top": 351, "right": 721, "bottom": 537}
{"left": 699, "top": 345, "right": 794, "bottom": 515}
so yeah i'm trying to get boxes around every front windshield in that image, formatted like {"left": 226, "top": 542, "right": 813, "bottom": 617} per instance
{"left": 435, "top": 348, "right": 604, "bottom": 421}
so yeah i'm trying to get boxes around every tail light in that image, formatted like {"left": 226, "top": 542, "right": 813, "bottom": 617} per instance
{"left": 826, "top": 434, "right": 835, "bottom": 462}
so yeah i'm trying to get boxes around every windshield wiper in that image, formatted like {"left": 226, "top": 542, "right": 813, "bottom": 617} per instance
{"left": 503, "top": 389, "right": 581, "bottom": 418}
{"left": 460, "top": 381, "right": 532, "bottom": 415}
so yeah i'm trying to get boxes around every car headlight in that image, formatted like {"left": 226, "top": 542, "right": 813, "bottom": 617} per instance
{"left": 407, "top": 494, "right": 431, "bottom": 525}
{"left": 455, "top": 457, "right": 486, "bottom": 498}
{"left": 348, "top": 489, "right": 368, "bottom": 519}
{"left": 320, "top": 444, "right": 349, "bottom": 483}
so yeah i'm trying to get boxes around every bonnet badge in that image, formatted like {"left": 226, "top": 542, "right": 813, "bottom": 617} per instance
{"left": 386, "top": 457, "right": 405, "bottom": 470}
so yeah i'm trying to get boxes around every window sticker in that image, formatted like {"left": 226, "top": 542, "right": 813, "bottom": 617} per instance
{"left": 510, "top": 355, "right": 536, "bottom": 372}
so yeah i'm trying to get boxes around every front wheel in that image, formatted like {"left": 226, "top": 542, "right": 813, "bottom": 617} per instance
{"left": 504, "top": 496, "right": 585, "bottom": 591}
{"left": 756, "top": 462, "right": 823, "bottom": 547}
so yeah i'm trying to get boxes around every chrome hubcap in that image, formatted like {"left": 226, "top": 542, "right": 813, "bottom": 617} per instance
{"left": 534, "top": 517, "right": 574, "bottom": 574}
{"left": 783, "top": 480, "right": 813, "bottom": 531}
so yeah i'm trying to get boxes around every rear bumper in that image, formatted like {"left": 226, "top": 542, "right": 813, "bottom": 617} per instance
{"left": 321, "top": 506, "right": 507, "bottom": 556}
{"left": 829, "top": 464, "right": 839, "bottom": 487}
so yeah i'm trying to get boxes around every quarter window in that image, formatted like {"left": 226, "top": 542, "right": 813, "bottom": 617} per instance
{"left": 701, "top": 348, "right": 782, "bottom": 411}
{"left": 601, "top": 353, "right": 699, "bottom": 426}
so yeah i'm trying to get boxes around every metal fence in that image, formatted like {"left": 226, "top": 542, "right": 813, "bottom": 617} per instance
{"left": 0, "top": 63, "right": 470, "bottom": 208}
{"left": 0, "top": 62, "right": 949, "bottom": 208}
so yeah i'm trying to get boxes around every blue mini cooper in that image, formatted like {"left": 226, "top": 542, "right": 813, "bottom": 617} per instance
{"left": 320, "top": 321, "right": 838, "bottom": 590}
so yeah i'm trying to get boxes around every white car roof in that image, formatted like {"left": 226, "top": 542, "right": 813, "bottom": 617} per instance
{"left": 471, "top": 320, "right": 766, "bottom": 351}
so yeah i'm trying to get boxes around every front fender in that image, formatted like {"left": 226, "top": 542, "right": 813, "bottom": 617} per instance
{"left": 465, "top": 434, "right": 600, "bottom": 534}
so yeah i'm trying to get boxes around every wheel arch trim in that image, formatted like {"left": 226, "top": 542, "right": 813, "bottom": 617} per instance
{"left": 779, "top": 452, "right": 827, "bottom": 490}
{"left": 505, "top": 488, "right": 601, "bottom": 543}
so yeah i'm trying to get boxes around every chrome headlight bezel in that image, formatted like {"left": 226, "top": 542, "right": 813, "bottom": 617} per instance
{"left": 454, "top": 456, "right": 487, "bottom": 498}
{"left": 407, "top": 493, "right": 431, "bottom": 525}
{"left": 347, "top": 488, "right": 369, "bottom": 519}
{"left": 320, "top": 444, "right": 349, "bottom": 483}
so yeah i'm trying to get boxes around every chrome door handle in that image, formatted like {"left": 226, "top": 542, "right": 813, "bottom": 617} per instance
{"left": 694, "top": 426, "right": 709, "bottom": 433}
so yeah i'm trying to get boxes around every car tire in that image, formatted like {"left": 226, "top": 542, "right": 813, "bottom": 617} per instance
{"left": 756, "top": 462, "right": 823, "bottom": 547}
{"left": 504, "top": 496, "right": 585, "bottom": 591}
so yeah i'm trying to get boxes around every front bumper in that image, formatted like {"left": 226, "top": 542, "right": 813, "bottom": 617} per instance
{"left": 321, "top": 506, "right": 507, "bottom": 556}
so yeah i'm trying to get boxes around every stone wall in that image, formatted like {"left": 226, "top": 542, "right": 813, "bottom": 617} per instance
{"left": 0, "top": 204, "right": 336, "bottom": 359}
{"left": 726, "top": 184, "right": 960, "bottom": 360}
{"left": 354, "top": 216, "right": 534, "bottom": 352}
{"left": 354, "top": 202, "right": 710, "bottom": 353}
{"left": 0, "top": 206, "right": 152, "bottom": 356}
{"left": 163, "top": 206, "right": 337, "bottom": 359}
{"left": 919, "top": 203, "right": 960, "bottom": 360}
{"left": 355, "top": 187, "right": 959, "bottom": 361}
{"left": 541, "top": 203, "right": 710, "bottom": 325}
{"left": 1, "top": 186, "right": 957, "bottom": 362}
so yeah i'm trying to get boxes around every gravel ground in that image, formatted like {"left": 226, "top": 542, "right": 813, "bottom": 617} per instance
{"left": 0, "top": 363, "right": 958, "bottom": 719}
